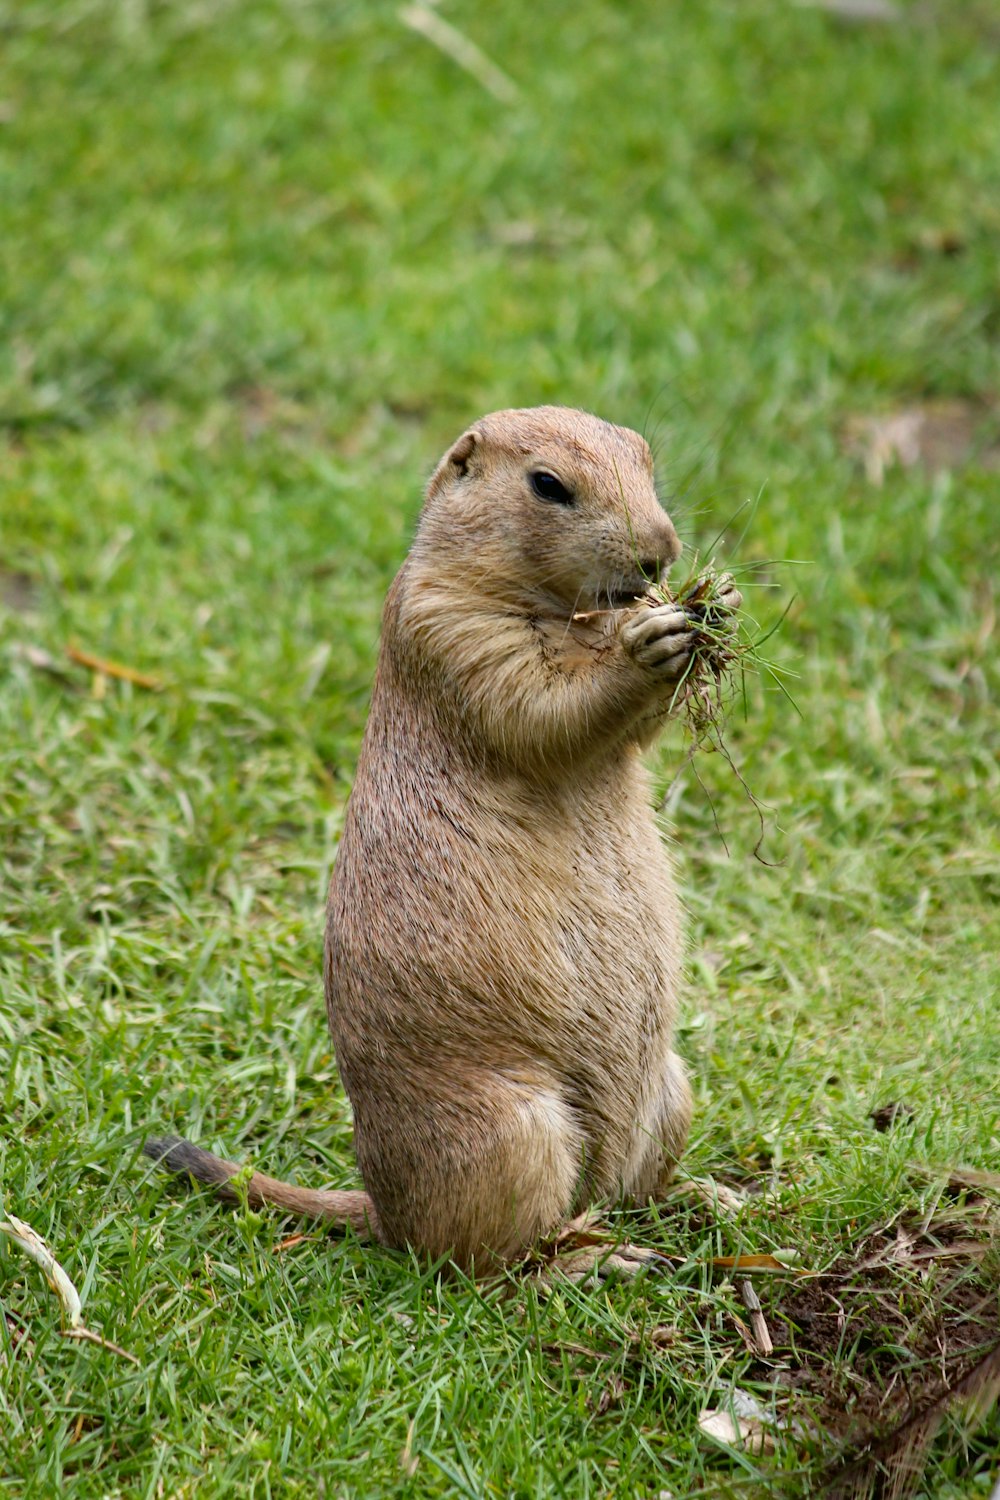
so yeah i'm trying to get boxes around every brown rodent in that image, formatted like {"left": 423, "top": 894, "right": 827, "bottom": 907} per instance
{"left": 145, "top": 406, "right": 741, "bottom": 1272}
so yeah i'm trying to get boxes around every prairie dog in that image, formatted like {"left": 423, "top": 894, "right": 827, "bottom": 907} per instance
{"left": 146, "top": 406, "right": 740, "bottom": 1271}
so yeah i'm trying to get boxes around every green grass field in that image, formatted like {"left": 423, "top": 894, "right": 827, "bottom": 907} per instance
{"left": 2, "top": 2, "right": 998, "bottom": 1495}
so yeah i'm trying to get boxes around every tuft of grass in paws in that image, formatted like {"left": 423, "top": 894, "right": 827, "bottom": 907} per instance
{"left": 647, "top": 557, "right": 798, "bottom": 853}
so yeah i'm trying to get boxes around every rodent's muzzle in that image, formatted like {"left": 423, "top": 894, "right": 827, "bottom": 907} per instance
{"left": 633, "top": 523, "right": 683, "bottom": 588}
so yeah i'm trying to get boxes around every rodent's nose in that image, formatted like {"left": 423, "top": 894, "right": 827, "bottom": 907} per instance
{"left": 658, "top": 519, "right": 683, "bottom": 568}
{"left": 638, "top": 531, "right": 682, "bottom": 582}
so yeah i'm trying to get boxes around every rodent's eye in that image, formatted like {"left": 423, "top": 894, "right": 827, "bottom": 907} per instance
{"left": 529, "top": 471, "right": 575, "bottom": 506}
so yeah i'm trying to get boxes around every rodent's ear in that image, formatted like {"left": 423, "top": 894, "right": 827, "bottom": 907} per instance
{"left": 426, "top": 428, "right": 480, "bottom": 498}
{"left": 448, "top": 429, "right": 477, "bottom": 477}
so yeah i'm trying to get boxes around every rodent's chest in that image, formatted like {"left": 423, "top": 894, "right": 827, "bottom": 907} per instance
{"left": 460, "top": 771, "right": 677, "bottom": 932}
{"left": 342, "top": 713, "right": 677, "bottom": 953}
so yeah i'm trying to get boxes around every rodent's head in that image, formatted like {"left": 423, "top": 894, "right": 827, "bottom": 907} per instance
{"left": 417, "top": 406, "right": 681, "bottom": 611}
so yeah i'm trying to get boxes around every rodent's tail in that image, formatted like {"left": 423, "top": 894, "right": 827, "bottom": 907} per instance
{"left": 142, "top": 1135, "right": 379, "bottom": 1239}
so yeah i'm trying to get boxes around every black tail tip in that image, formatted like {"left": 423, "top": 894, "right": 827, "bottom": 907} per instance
{"left": 141, "top": 1134, "right": 238, "bottom": 1196}
{"left": 142, "top": 1134, "right": 199, "bottom": 1173}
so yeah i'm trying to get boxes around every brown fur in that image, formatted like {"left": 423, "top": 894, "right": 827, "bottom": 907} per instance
{"left": 145, "top": 406, "right": 740, "bottom": 1273}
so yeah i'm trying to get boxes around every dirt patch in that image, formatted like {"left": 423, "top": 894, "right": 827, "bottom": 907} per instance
{"left": 867, "top": 1101, "right": 915, "bottom": 1133}
{"left": 765, "top": 1202, "right": 1000, "bottom": 1493}
{"left": 527, "top": 1190, "right": 998, "bottom": 1495}
{"left": 843, "top": 399, "right": 1000, "bottom": 484}
{"left": 0, "top": 566, "right": 41, "bottom": 615}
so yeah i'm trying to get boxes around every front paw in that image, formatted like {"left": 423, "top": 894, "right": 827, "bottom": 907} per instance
{"left": 685, "top": 573, "right": 743, "bottom": 631}
{"left": 717, "top": 574, "right": 742, "bottom": 616}
{"left": 620, "top": 602, "right": 695, "bottom": 681}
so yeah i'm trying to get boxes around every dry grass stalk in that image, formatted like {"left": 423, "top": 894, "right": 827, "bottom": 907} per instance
{"left": 739, "top": 1276, "right": 775, "bottom": 1357}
